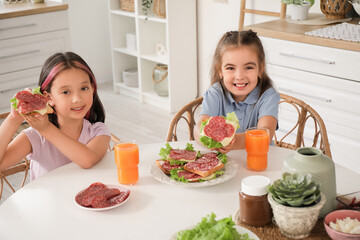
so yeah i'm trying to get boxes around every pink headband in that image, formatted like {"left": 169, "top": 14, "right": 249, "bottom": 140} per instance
{"left": 41, "top": 61, "right": 97, "bottom": 93}
{"left": 41, "top": 61, "right": 98, "bottom": 120}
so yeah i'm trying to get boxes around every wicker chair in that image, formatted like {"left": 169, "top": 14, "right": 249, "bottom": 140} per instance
{"left": 274, "top": 93, "right": 332, "bottom": 158}
{"left": 166, "top": 94, "right": 332, "bottom": 158}
{"left": 166, "top": 97, "right": 203, "bottom": 142}
{"left": 0, "top": 112, "right": 30, "bottom": 201}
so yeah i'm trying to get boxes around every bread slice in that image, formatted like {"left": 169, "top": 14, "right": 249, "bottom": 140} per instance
{"left": 184, "top": 159, "right": 224, "bottom": 177}
{"left": 176, "top": 170, "right": 203, "bottom": 182}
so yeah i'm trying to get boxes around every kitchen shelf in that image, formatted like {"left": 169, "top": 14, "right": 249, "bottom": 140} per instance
{"left": 108, "top": 0, "right": 197, "bottom": 112}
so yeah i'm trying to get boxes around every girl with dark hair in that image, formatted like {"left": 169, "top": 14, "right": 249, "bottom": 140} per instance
{"left": 0, "top": 52, "right": 111, "bottom": 181}
{"left": 195, "top": 30, "right": 280, "bottom": 153}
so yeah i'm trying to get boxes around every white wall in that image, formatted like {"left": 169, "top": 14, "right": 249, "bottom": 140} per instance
{"left": 196, "top": 0, "right": 322, "bottom": 96}
{"left": 66, "top": 0, "right": 112, "bottom": 83}
{"left": 65, "top": 0, "right": 322, "bottom": 92}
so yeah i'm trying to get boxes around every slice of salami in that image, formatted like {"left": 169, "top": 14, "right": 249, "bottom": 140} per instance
{"left": 15, "top": 90, "right": 34, "bottom": 102}
{"left": 169, "top": 149, "right": 197, "bottom": 160}
{"left": 15, "top": 90, "right": 47, "bottom": 114}
{"left": 203, "top": 116, "right": 235, "bottom": 142}
{"left": 161, "top": 161, "right": 183, "bottom": 172}
{"left": 184, "top": 157, "right": 220, "bottom": 172}
{"left": 177, "top": 170, "right": 202, "bottom": 180}
{"left": 82, "top": 188, "right": 121, "bottom": 208}
{"left": 108, "top": 190, "right": 130, "bottom": 206}
{"left": 75, "top": 182, "right": 107, "bottom": 206}
{"left": 201, "top": 152, "right": 218, "bottom": 160}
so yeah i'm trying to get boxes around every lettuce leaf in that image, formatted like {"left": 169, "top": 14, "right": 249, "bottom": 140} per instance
{"left": 199, "top": 135, "right": 223, "bottom": 149}
{"left": 10, "top": 97, "right": 18, "bottom": 110}
{"left": 176, "top": 213, "right": 253, "bottom": 240}
{"left": 159, "top": 143, "right": 172, "bottom": 160}
{"left": 185, "top": 143, "right": 194, "bottom": 151}
{"left": 169, "top": 159, "right": 188, "bottom": 165}
{"left": 225, "top": 112, "right": 240, "bottom": 130}
{"left": 217, "top": 153, "right": 228, "bottom": 164}
{"left": 170, "top": 168, "right": 188, "bottom": 183}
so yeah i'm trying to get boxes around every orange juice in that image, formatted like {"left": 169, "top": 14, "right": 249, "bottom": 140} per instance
{"left": 114, "top": 143, "right": 139, "bottom": 185}
{"left": 245, "top": 128, "right": 270, "bottom": 171}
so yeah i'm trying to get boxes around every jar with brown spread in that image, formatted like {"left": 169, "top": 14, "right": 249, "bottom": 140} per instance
{"left": 239, "top": 175, "right": 272, "bottom": 226}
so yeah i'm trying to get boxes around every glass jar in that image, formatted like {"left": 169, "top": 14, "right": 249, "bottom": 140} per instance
{"left": 152, "top": 64, "right": 168, "bottom": 97}
{"left": 239, "top": 175, "right": 272, "bottom": 226}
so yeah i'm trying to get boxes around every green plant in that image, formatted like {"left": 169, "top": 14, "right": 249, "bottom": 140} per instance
{"left": 142, "top": 0, "right": 153, "bottom": 16}
{"left": 281, "top": 0, "right": 315, "bottom": 6}
{"left": 268, "top": 172, "right": 321, "bottom": 207}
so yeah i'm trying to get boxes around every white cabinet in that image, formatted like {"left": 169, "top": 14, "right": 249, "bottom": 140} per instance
{"left": 0, "top": 10, "right": 71, "bottom": 112}
{"left": 260, "top": 36, "right": 360, "bottom": 173}
{"left": 107, "top": 0, "right": 197, "bottom": 112}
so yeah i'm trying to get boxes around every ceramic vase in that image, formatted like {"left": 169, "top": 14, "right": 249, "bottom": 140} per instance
{"left": 283, "top": 147, "right": 337, "bottom": 218}
{"left": 268, "top": 193, "right": 326, "bottom": 239}
{"left": 288, "top": 2, "right": 311, "bottom": 21}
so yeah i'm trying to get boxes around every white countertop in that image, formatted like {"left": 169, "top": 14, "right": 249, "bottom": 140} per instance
{"left": 0, "top": 141, "right": 359, "bottom": 240}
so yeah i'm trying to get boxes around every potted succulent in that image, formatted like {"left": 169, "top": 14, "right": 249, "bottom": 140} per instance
{"left": 282, "top": 0, "right": 315, "bottom": 20}
{"left": 268, "top": 172, "right": 326, "bottom": 239}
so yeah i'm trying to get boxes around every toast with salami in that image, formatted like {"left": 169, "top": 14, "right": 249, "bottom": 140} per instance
{"left": 11, "top": 87, "right": 53, "bottom": 115}
{"left": 159, "top": 143, "right": 198, "bottom": 165}
{"left": 183, "top": 152, "right": 224, "bottom": 177}
{"left": 199, "top": 112, "right": 239, "bottom": 149}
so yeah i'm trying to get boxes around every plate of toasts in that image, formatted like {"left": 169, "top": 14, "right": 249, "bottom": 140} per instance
{"left": 150, "top": 143, "right": 238, "bottom": 187}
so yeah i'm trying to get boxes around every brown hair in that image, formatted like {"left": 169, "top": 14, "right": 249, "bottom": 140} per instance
{"left": 210, "top": 30, "right": 274, "bottom": 99}
{"left": 38, "top": 52, "right": 105, "bottom": 128}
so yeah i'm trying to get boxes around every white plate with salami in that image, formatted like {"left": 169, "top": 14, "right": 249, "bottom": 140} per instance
{"left": 74, "top": 183, "right": 130, "bottom": 211}
{"left": 168, "top": 224, "right": 259, "bottom": 240}
{"left": 150, "top": 157, "right": 238, "bottom": 187}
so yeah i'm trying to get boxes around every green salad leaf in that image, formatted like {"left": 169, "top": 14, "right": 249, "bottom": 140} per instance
{"left": 199, "top": 135, "right": 223, "bottom": 149}
{"left": 217, "top": 153, "right": 228, "bottom": 164}
{"left": 170, "top": 168, "right": 188, "bottom": 183}
{"left": 185, "top": 143, "right": 194, "bottom": 151}
{"left": 176, "top": 213, "right": 253, "bottom": 240}
{"left": 159, "top": 143, "right": 172, "bottom": 160}
{"left": 169, "top": 159, "right": 188, "bottom": 165}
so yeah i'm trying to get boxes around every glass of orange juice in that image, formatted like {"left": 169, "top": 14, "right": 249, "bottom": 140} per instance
{"left": 245, "top": 127, "right": 270, "bottom": 171}
{"left": 114, "top": 142, "right": 139, "bottom": 185}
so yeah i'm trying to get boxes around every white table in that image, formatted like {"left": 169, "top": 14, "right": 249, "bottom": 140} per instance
{"left": 0, "top": 142, "right": 359, "bottom": 240}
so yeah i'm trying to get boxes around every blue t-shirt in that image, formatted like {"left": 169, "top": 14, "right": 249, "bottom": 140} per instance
{"left": 201, "top": 82, "right": 280, "bottom": 133}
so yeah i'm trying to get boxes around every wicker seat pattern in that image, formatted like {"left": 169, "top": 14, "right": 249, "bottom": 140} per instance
{"left": 0, "top": 112, "right": 30, "bottom": 201}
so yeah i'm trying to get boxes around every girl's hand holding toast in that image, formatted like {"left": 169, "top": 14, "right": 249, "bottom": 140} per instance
{"left": 9, "top": 108, "right": 25, "bottom": 126}
{"left": 22, "top": 113, "right": 51, "bottom": 133}
{"left": 211, "top": 137, "right": 235, "bottom": 154}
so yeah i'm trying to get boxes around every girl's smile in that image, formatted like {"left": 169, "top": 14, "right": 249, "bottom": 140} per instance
{"left": 220, "top": 46, "right": 262, "bottom": 102}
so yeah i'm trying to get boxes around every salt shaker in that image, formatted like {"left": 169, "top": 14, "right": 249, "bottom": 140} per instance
{"left": 239, "top": 175, "right": 272, "bottom": 226}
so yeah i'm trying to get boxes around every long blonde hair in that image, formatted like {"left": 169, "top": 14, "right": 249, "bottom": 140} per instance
{"left": 210, "top": 30, "right": 274, "bottom": 98}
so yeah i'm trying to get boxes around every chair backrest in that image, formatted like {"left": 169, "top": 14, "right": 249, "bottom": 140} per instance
{"left": 239, "top": 0, "right": 287, "bottom": 30}
{"left": 166, "top": 97, "right": 203, "bottom": 142}
{"left": 166, "top": 94, "right": 332, "bottom": 159}
{"left": 274, "top": 93, "right": 332, "bottom": 158}
{"left": 0, "top": 112, "right": 30, "bottom": 201}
